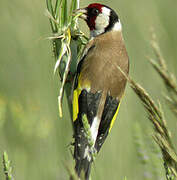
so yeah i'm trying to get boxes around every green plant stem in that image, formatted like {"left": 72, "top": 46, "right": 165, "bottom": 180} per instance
{"left": 3, "top": 152, "right": 13, "bottom": 180}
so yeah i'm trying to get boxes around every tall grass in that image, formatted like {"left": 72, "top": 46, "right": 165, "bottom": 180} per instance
{"left": 46, "top": 0, "right": 87, "bottom": 118}
{"left": 1, "top": 0, "right": 176, "bottom": 180}
{"left": 127, "top": 33, "right": 177, "bottom": 179}
{"left": 46, "top": 1, "right": 96, "bottom": 179}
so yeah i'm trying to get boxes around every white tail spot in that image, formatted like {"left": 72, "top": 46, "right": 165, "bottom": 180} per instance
{"left": 90, "top": 116, "right": 100, "bottom": 144}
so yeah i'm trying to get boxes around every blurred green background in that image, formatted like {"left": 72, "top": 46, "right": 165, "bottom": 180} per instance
{"left": 0, "top": 0, "right": 177, "bottom": 179}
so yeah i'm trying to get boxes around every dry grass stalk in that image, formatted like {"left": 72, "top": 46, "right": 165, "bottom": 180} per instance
{"left": 117, "top": 43, "right": 177, "bottom": 178}
{"left": 148, "top": 31, "right": 177, "bottom": 116}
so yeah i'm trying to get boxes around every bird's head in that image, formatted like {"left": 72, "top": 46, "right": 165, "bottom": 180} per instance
{"left": 75, "top": 3, "right": 122, "bottom": 37}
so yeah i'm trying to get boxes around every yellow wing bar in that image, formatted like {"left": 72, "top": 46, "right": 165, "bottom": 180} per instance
{"left": 109, "top": 101, "right": 121, "bottom": 132}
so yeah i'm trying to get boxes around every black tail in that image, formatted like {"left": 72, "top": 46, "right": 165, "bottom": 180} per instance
{"left": 73, "top": 121, "right": 93, "bottom": 180}
{"left": 72, "top": 90, "right": 102, "bottom": 180}
{"left": 73, "top": 119, "right": 93, "bottom": 180}
{"left": 75, "top": 158, "right": 92, "bottom": 180}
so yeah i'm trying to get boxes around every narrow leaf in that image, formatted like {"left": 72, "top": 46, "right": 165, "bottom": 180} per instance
{"left": 54, "top": 0, "right": 62, "bottom": 20}
{"left": 54, "top": 41, "right": 67, "bottom": 74}
{"left": 46, "top": 0, "right": 57, "bottom": 32}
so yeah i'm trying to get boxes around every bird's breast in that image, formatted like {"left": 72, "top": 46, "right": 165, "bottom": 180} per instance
{"left": 80, "top": 31, "right": 129, "bottom": 98}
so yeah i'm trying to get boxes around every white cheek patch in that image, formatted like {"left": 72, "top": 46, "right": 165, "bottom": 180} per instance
{"left": 90, "top": 7, "right": 121, "bottom": 37}
{"left": 95, "top": 13, "right": 110, "bottom": 30}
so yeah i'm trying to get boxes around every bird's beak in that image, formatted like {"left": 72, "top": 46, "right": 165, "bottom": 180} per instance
{"left": 73, "top": 8, "right": 87, "bottom": 20}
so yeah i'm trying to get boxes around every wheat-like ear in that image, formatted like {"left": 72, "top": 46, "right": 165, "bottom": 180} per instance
{"left": 46, "top": 1, "right": 93, "bottom": 179}
{"left": 118, "top": 63, "right": 177, "bottom": 179}
{"left": 46, "top": 0, "right": 88, "bottom": 118}
{"left": 148, "top": 30, "right": 177, "bottom": 117}
{"left": 117, "top": 30, "right": 177, "bottom": 179}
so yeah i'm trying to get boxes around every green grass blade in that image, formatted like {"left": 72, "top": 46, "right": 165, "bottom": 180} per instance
{"left": 63, "top": 0, "right": 68, "bottom": 25}
{"left": 70, "top": 0, "right": 80, "bottom": 29}
{"left": 60, "top": 0, "right": 67, "bottom": 28}
{"left": 46, "top": 0, "right": 55, "bottom": 17}
{"left": 54, "top": 0, "right": 62, "bottom": 20}
{"left": 46, "top": 0, "right": 57, "bottom": 33}
{"left": 69, "top": 0, "right": 77, "bottom": 23}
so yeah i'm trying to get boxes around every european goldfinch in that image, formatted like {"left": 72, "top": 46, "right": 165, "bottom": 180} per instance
{"left": 72, "top": 3, "right": 129, "bottom": 180}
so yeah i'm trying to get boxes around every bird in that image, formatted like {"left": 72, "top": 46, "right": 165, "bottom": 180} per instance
{"left": 72, "top": 3, "right": 129, "bottom": 180}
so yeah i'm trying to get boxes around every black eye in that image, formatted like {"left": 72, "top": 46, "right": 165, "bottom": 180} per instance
{"left": 91, "top": 8, "right": 99, "bottom": 16}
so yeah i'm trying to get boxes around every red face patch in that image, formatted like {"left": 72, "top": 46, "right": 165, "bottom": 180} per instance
{"left": 86, "top": 3, "right": 104, "bottom": 30}
{"left": 87, "top": 3, "right": 103, "bottom": 12}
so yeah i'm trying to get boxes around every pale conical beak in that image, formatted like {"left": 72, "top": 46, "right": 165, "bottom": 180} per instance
{"left": 73, "top": 8, "right": 87, "bottom": 20}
